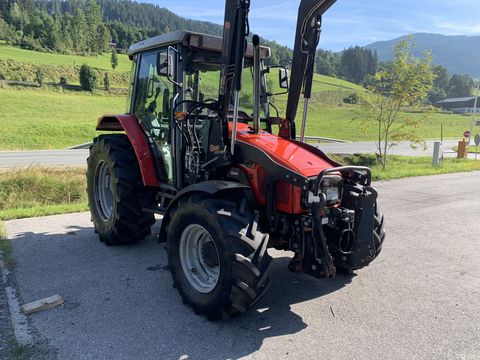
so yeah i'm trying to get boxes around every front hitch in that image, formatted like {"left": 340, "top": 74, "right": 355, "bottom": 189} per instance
{"left": 289, "top": 165, "right": 377, "bottom": 278}
{"left": 289, "top": 193, "right": 336, "bottom": 279}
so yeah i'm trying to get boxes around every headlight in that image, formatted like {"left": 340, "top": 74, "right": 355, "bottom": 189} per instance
{"left": 325, "top": 187, "right": 339, "bottom": 202}
{"left": 321, "top": 174, "right": 343, "bottom": 206}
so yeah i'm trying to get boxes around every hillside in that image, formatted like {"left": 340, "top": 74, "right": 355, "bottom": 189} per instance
{"left": 0, "top": 44, "right": 131, "bottom": 72}
{"left": 366, "top": 33, "right": 480, "bottom": 78}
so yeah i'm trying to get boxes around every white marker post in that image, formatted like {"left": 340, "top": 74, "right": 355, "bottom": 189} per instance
{"left": 475, "top": 134, "right": 480, "bottom": 161}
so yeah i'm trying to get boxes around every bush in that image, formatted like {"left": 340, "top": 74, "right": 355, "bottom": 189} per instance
{"left": 35, "top": 67, "right": 45, "bottom": 87}
{"left": 79, "top": 64, "right": 97, "bottom": 91}
{"left": 103, "top": 72, "right": 110, "bottom": 91}
{"left": 343, "top": 92, "right": 359, "bottom": 104}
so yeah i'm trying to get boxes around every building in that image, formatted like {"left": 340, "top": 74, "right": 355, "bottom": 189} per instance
{"left": 436, "top": 97, "right": 480, "bottom": 114}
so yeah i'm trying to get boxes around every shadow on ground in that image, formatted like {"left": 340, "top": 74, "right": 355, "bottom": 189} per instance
{"left": 9, "top": 223, "right": 354, "bottom": 360}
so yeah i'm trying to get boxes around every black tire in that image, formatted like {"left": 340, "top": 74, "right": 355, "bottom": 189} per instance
{"left": 373, "top": 203, "right": 386, "bottom": 257}
{"left": 87, "top": 134, "right": 155, "bottom": 245}
{"left": 166, "top": 193, "right": 272, "bottom": 320}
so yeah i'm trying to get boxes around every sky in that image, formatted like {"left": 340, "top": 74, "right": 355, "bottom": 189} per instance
{"left": 149, "top": 0, "right": 480, "bottom": 51}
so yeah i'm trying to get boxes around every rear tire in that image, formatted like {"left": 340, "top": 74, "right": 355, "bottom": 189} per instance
{"left": 87, "top": 134, "right": 155, "bottom": 245}
{"left": 166, "top": 194, "right": 272, "bottom": 320}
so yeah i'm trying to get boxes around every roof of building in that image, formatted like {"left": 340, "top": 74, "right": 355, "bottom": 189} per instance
{"left": 128, "top": 30, "right": 271, "bottom": 59}
{"left": 437, "top": 97, "right": 478, "bottom": 104}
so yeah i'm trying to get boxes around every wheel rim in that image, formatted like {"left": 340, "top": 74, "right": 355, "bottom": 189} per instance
{"left": 179, "top": 224, "right": 220, "bottom": 294}
{"left": 94, "top": 160, "right": 114, "bottom": 221}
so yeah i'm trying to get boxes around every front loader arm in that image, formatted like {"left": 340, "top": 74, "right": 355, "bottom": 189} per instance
{"left": 286, "top": 0, "right": 337, "bottom": 139}
{"left": 218, "top": 0, "right": 251, "bottom": 151}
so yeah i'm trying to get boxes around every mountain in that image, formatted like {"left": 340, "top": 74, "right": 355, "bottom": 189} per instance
{"left": 365, "top": 33, "right": 480, "bottom": 78}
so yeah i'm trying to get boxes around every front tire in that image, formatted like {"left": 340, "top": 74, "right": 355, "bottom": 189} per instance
{"left": 166, "top": 194, "right": 272, "bottom": 320}
{"left": 87, "top": 134, "right": 155, "bottom": 245}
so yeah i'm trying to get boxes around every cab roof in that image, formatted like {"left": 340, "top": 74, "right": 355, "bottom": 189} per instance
{"left": 128, "top": 30, "right": 271, "bottom": 59}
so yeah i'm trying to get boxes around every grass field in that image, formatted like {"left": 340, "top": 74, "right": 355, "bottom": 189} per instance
{"left": 0, "top": 86, "right": 472, "bottom": 149}
{"left": 0, "top": 167, "right": 87, "bottom": 221}
{"left": 0, "top": 44, "right": 131, "bottom": 72}
{"left": 0, "top": 87, "right": 125, "bottom": 149}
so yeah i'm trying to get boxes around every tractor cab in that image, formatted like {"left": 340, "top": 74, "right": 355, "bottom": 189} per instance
{"left": 124, "top": 30, "right": 288, "bottom": 188}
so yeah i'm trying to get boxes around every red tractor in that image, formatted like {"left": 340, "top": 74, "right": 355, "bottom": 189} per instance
{"left": 87, "top": 0, "right": 385, "bottom": 319}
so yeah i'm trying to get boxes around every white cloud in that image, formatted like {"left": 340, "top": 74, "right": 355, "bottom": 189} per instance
{"left": 436, "top": 21, "right": 480, "bottom": 35}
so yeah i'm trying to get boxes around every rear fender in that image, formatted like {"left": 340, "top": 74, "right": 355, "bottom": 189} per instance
{"left": 96, "top": 114, "right": 159, "bottom": 187}
{"left": 158, "top": 181, "right": 251, "bottom": 242}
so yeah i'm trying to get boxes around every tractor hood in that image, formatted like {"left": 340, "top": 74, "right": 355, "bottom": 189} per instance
{"left": 286, "top": 0, "right": 337, "bottom": 124}
{"left": 232, "top": 123, "right": 335, "bottom": 178}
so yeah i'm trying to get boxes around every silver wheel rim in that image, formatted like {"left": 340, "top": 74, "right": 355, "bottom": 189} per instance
{"left": 179, "top": 224, "right": 220, "bottom": 294}
{"left": 94, "top": 160, "right": 114, "bottom": 221}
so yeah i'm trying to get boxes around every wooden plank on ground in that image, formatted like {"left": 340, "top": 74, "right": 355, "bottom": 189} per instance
{"left": 22, "top": 295, "right": 64, "bottom": 315}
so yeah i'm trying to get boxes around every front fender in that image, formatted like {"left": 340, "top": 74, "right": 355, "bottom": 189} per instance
{"left": 158, "top": 181, "right": 251, "bottom": 242}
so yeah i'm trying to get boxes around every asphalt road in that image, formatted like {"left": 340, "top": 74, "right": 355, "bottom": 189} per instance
{"left": 0, "top": 149, "right": 89, "bottom": 168}
{"left": 0, "top": 140, "right": 468, "bottom": 168}
{"left": 2, "top": 172, "right": 480, "bottom": 359}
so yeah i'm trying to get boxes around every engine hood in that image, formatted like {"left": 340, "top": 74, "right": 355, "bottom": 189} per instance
{"left": 232, "top": 123, "right": 335, "bottom": 178}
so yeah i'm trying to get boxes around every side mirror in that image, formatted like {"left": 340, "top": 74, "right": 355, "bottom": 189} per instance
{"left": 266, "top": 65, "right": 289, "bottom": 96}
{"left": 279, "top": 68, "right": 289, "bottom": 90}
{"left": 156, "top": 52, "right": 174, "bottom": 77}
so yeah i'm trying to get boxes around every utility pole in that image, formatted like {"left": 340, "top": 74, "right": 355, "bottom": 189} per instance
{"left": 468, "top": 79, "right": 480, "bottom": 145}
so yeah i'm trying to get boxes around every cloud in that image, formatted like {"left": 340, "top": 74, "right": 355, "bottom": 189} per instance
{"left": 436, "top": 21, "right": 480, "bottom": 35}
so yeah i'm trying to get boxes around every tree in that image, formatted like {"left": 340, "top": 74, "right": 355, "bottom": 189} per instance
{"left": 79, "top": 64, "right": 97, "bottom": 91}
{"left": 360, "top": 40, "right": 436, "bottom": 169}
{"left": 97, "top": 23, "right": 110, "bottom": 53}
{"left": 448, "top": 74, "right": 473, "bottom": 98}
{"left": 340, "top": 46, "right": 378, "bottom": 84}
{"left": 429, "top": 65, "right": 450, "bottom": 104}
{"left": 110, "top": 48, "right": 118, "bottom": 70}
{"left": 316, "top": 49, "right": 340, "bottom": 77}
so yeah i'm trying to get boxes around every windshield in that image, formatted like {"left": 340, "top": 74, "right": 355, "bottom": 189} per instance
{"left": 185, "top": 66, "right": 269, "bottom": 120}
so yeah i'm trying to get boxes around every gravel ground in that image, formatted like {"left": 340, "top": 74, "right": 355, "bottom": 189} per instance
{"left": 2, "top": 171, "right": 480, "bottom": 360}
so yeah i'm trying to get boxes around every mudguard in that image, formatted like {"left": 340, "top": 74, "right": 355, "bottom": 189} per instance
{"left": 158, "top": 181, "right": 251, "bottom": 242}
{"left": 96, "top": 114, "right": 159, "bottom": 187}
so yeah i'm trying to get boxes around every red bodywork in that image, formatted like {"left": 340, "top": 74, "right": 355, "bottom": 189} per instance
{"left": 232, "top": 123, "right": 335, "bottom": 214}
{"left": 96, "top": 115, "right": 159, "bottom": 187}
{"left": 96, "top": 116, "right": 334, "bottom": 214}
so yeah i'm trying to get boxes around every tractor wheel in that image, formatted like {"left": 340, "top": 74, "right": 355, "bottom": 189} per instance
{"left": 166, "top": 194, "right": 272, "bottom": 320}
{"left": 373, "top": 203, "right": 386, "bottom": 257}
{"left": 87, "top": 134, "right": 155, "bottom": 246}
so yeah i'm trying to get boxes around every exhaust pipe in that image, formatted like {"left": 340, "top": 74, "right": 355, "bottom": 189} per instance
{"left": 338, "top": 229, "right": 355, "bottom": 255}
{"left": 252, "top": 34, "right": 261, "bottom": 132}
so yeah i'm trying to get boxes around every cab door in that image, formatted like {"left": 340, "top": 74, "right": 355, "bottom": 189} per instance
{"left": 132, "top": 48, "right": 176, "bottom": 185}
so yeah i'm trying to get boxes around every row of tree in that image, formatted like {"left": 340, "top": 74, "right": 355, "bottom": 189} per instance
{"left": 430, "top": 66, "right": 475, "bottom": 102}
{"left": 316, "top": 46, "right": 475, "bottom": 100}
{"left": 316, "top": 46, "right": 379, "bottom": 85}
